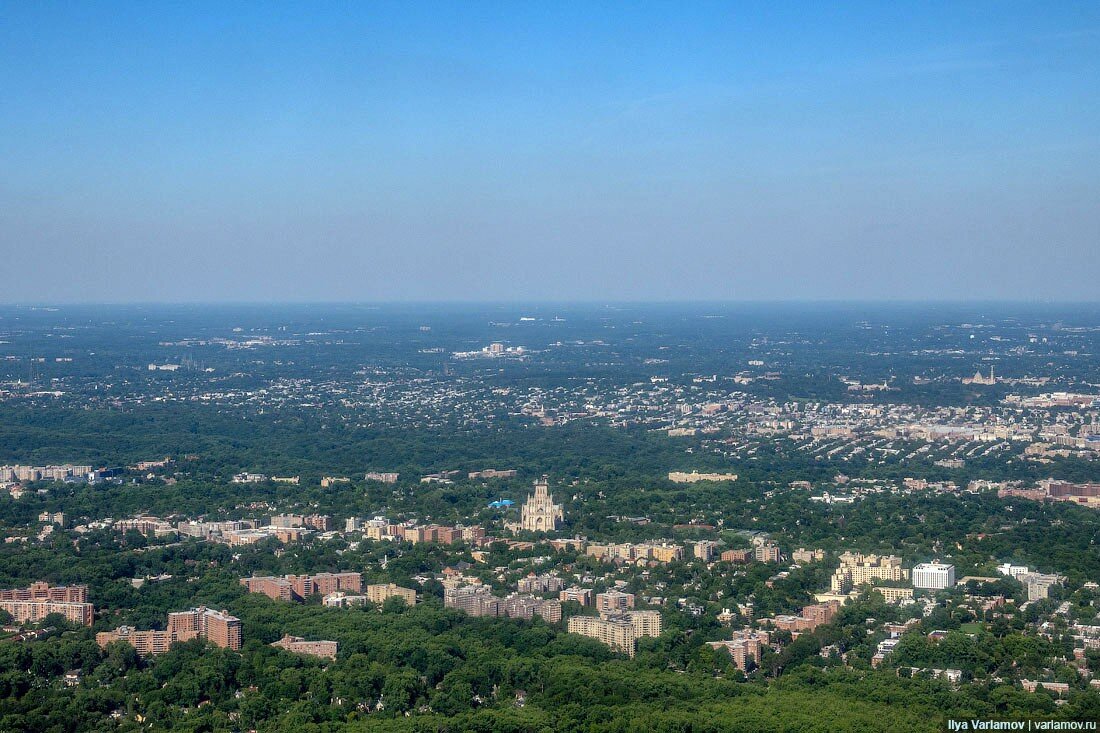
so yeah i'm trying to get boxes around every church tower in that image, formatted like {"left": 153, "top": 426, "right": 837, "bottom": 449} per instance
{"left": 519, "top": 476, "right": 563, "bottom": 532}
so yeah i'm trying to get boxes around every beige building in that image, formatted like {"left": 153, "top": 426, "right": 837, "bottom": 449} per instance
{"left": 568, "top": 610, "right": 662, "bottom": 658}
{"left": 830, "top": 552, "right": 907, "bottom": 593}
{"left": 668, "top": 471, "right": 738, "bottom": 483}
{"left": 755, "top": 543, "right": 781, "bottom": 563}
{"left": 0, "top": 582, "right": 87, "bottom": 603}
{"left": 569, "top": 615, "right": 637, "bottom": 656}
{"left": 517, "top": 477, "right": 563, "bottom": 532}
{"left": 587, "top": 541, "right": 683, "bottom": 564}
{"left": 96, "top": 627, "right": 178, "bottom": 655}
{"left": 1, "top": 599, "right": 94, "bottom": 626}
{"left": 365, "top": 583, "right": 417, "bottom": 606}
{"left": 873, "top": 586, "right": 915, "bottom": 603}
{"left": 693, "top": 540, "right": 719, "bottom": 561}
{"left": 792, "top": 548, "right": 825, "bottom": 564}
{"left": 517, "top": 573, "right": 564, "bottom": 594}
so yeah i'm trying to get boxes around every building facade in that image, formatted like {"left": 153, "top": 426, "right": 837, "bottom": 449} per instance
{"left": 272, "top": 634, "right": 338, "bottom": 660}
{"left": 167, "top": 607, "right": 242, "bottom": 650}
{"left": 1, "top": 599, "right": 94, "bottom": 626}
{"left": 830, "top": 553, "right": 907, "bottom": 593}
{"left": 595, "top": 590, "right": 635, "bottom": 614}
{"left": 517, "top": 477, "right": 563, "bottom": 532}
{"left": 365, "top": 583, "right": 417, "bottom": 606}
{"left": 912, "top": 562, "right": 956, "bottom": 590}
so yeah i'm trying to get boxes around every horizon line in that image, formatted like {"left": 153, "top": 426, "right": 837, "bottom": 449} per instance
{"left": 1, "top": 298, "right": 1098, "bottom": 308}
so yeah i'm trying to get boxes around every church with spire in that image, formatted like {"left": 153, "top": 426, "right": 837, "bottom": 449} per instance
{"left": 963, "top": 366, "right": 996, "bottom": 385}
{"left": 512, "top": 476, "right": 564, "bottom": 533}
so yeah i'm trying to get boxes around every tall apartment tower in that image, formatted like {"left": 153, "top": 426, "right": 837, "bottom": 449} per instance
{"left": 202, "top": 609, "right": 243, "bottom": 650}
{"left": 167, "top": 607, "right": 242, "bottom": 650}
{"left": 519, "top": 477, "right": 564, "bottom": 532}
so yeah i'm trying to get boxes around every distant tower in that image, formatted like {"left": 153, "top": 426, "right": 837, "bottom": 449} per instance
{"left": 519, "top": 477, "right": 564, "bottom": 532}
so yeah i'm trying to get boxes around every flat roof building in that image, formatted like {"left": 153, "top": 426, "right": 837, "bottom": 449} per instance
{"left": 272, "top": 634, "right": 338, "bottom": 660}
{"left": 912, "top": 562, "right": 956, "bottom": 591}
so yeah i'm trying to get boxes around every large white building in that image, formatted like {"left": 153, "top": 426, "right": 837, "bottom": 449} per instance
{"left": 996, "top": 562, "right": 1030, "bottom": 579}
{"left": 912, "top": 562, "right": 956, "bottom": 590}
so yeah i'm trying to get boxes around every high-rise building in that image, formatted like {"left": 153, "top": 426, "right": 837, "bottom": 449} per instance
{"left": 445, "top": 585, "right": 558, "bottom": 622}
{"left": 96, "top": 627, "right": 177, "bottom": 655}
{"left": 596, "top": 590, "right": 635, "bottom": 614}
{"left": 167, "top": 607, "right": 242, "bottom": 650}
{"left": 0, "top": 581, "right": 88, "bottom": 603}
{"left": 627, "top": 609, "right": 662, "bottom": 638}
{"left": 1022, "top": 572, "right": 1064, "bottom": 601}
{"left": 568, "top": 610, "right": 662, "bottom": 658}
{"left": 444, "top": 585, "right": 502, "bottom": 617}
{"left": 503, "top": 594, "right": 562, "bottom": 623}
{"left": 517, "top": 573, "right": 564, "bottom": 594}
{"left": 240, "top": 572, "right": 361, "bottom": 602}
{"left": 792, "top": 548, "right": 825, "bottom": 564}
{"left": 754, "top": 543, "right": 781, "bottom": 563}
{"left": 569, "top": 615, "right": 636, "bottom": 656}
{"left": 706, "top": 629, "right": 771, "bottom": 672}
{"left": 1, "top": 599, "right": 94, "bottom": 626}
{"left": 240, "top": 576, "right": 295, "bottom": 601}
{"left": 559, "top": 587, "right": 593, "bottom": 606}
{"left": 830, "top": 553, "right": 907, "bottom": 593}
{"left": 912, "top": 562, "right": 956, "bottom": 590}
{"left": 694, "top": 540, "right": 719, "bottom": 561}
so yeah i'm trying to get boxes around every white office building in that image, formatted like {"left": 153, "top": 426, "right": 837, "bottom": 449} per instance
{"left": 912, "top": 562, "right": 956, "bottom": 590}
{"left": 996, "top": 563, "right": 1029, "bottom": 579}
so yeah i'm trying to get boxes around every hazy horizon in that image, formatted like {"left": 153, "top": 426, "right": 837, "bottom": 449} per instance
{"left": 2, "top": 3, "right": 1098, "bottom": 303}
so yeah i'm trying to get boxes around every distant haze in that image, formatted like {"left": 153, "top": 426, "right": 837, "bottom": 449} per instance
{"left": 1, "top": 3, "right": 1098, "bottom": 303}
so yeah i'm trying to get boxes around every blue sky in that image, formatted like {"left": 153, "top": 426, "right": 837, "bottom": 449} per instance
{"left": 1, "top": 2, "right": 1098, "bottom": 302}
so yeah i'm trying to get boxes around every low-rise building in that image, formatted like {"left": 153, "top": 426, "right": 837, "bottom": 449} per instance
{"left": 792, "top": 548, "right": 825, "bottom": 564}
{"left": 271, "top": 634, "right": 338, "bottom": 660}
{"left": 365, "top": 583, "right": 417, "bottom": 606}
{"left": 721, "top": 549, "right": 753, "bottom": 563}
{"left": 768, "top": 601, "right": 840, "bottom": 633}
